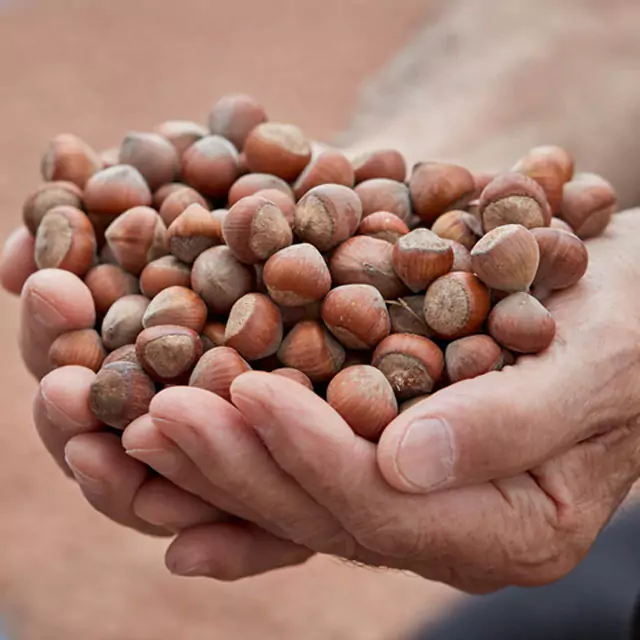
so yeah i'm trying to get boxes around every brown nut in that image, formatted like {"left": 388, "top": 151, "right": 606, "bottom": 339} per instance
{"left": 84, "top": 264, "right": 140, "bottom": 315}
{"left": 271, "top": 368, "right": 314, "bottom": 389}
{"left": 372, "top": 333, "right": 444, "bottom": 400}
{"left": 228, "top": 173, "right": 294, "bottom": 206}
{"left": 140, "top": 255, "right": 191, "bottom": 298}
{"left": 83, "top": 165, "right": 152, "bottom": 216}
{"left": 263, "top": 243, "right": 331, "bottom": 306}
{"left": 118, "top": 132, "right": 179, "bottom": 191}
{"left": 105, "top": 206, "right": 168, "bottom": 275}
{"left": 223, "top": 195, "right": 293, "bottom": 264}
{"left": 41, "top": 134, "right": 102, "bottom": 188}
{"left": 208, "top": 93, "right": 268, "bottom": 150}
{"left": 181, "top": 135, "right": 240, "bottom": 199}
{"left": 327, "top": 365, "right": 398, "bottom": 440}
{"left": 445, "top": 334, "right": 504, "bottom": 383}
{"left": 89, "top": 361, "right": 156, "bottom": 429}
{"left": 35, "top": 206, "right": 96, "bottom": 276}
{"left": 352, "top": 149, "right": 407, "bottom": 183}
{"left": 253, "top": 189, "right": 296, "bottom": 226}
{"left": 158, "top": 185, "right": 208, "bottom": 226}
{"left": 424, "top": 272, "right": 490, "bottom": 339}
{"left": 355, "top": 178, "right": 412, "bottom": 223}
{"left": 153, "top": 120, "right": 209, "bottom": 157}
{"left": 224, "top": 293, "right": 283, "bottom": 360}
{"left": 102, "top": 344, "right": 140, "bottom": 367}
{"left": 294, "top": 184, "right": 362, "bottom": 251}
{"left": 189, "top": 346, "right": 252, "bottom": 401}
{"left": 142, "top": 286, "right": 207, "bottom": 333}
{"left": 292, "top": 150, "right": 355, "bottom": 199}
{"left": 101, "top": 294, "right": 150, "bottom": 351}
{"left": 153, "top": 182, "right": 187, "bottom": 209}
{"left": 200, "top": 321, "right": 226, "bottom": 351}
{"left": 487, "top": 292, "right": 556, "bottom": 354}
{"left": 278, "top": 301, "right": 322, "bottom": 328}
{"left": 49, "top": 329, "right": 106, "bottom": 372}
{"left": 478, "top": 172, "right": 552, "bottom": 232}
{"left": 550, "top": 217, "right": 574, "bottom": 233}
{"left": 470, "top": 224, "right": 540, "bottom": 292}
{"left": 357, "top": 211, "right": 409, "bottom": 243}
{"left": 23, "top": 181, "right": 83, "bottom": 235}
{"left": 441, "top": 239, "right": 472, "bottom": 272}
{"left": 167, "top": 203, "right": 223, "bottom": 263}
{"left": 471, "top": 172, "right": 497, "bottom": 200}
{"left": 387, "top": 295, "right": 431, "bottom": 337}
{"left": 243, "top": 123, "right": 312, "bottom": 181}
{"left": 321, "top": 284, "right": 390, "bottom": 349}
{"left": 135, "top": 325, "right": 203, "bottom": 384}
{"left": 431, "top": 210, "right": 480, "bottom": 250}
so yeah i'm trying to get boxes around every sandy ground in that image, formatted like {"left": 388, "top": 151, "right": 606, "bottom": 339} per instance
{"left": 0, "top": 1, "right": 463, "bottom": 639}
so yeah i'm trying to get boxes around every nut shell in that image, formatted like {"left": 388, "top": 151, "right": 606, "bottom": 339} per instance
{"left": 387, "top": 295, "right": 430, "bottom": 337}
{"left": 101, "top": 294, "right": 150, "bottom": 351}
{"left": 119, "top": 132, "right": 180, "bottom": 190}
{"left": 139, "top": 255, "right": 191, "bottom": 298}
{"left": 85, "top": 264, "right": 140, "bottom": 315}
{"left": 189, "top": 346, "right": 252, "bottom": 401}
{"left": 292, "top": 150, "right": 355, "bottom": 198}
{"left": 352, "top": 149, "right": 406, "bottom": 183}
{"left": 158, "top": 186, "right": 208, "bottom": 226}
{"left": 560, "top": 173, "right": 616, "bottom": 239}
{"left": 83, "top": 165, "right": 152, "bottom": 216}
{"left": 142, "top": 286, "right": 207, "bottom": 333}
{"left": 431, "top": 210, "right": 480, "bottom": 250}
{"left": 357, "top": 211, "right": 409, "bottom": 243}
{"left": 41, "top": 134, "right": 102, "bottom": 188}
{"left": 49, "top": 329, "right": 106, "bottom": 372}
{"left": 23, "top": 181, "right": 84, "bottom": 234}
{"left": 271, "top": 368, "right": 313, "bottom": 389}
{"left": 167, "top": 203, "right": 223, "bottom": 264}
{"left": 445, "top": 335, "right": 504, "bottom": 383}
{"left": 355, "top": 178, "right": 412, "bottom": 223}
{"left": 208, "top": 93, "right": 268, "bottom": 150}
{"left": 228, "top": 173, "right": 294, "bottom": 206}
{"left": 154, "top": 120, "right": 209, "bottom": 157}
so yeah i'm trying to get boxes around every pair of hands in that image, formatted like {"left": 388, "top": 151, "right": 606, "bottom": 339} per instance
{"left": 3, "top": 209, "right": 640, "bottom": 593}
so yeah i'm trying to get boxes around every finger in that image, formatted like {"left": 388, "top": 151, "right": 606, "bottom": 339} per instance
{"left": 0, "top": 227, "right": 36, "bottom": 295}
{"left": 21, "top": 269, "right": 95, "bottom": 379}
{"left": 165, "top": 522, "right": 312, "bottom": 579}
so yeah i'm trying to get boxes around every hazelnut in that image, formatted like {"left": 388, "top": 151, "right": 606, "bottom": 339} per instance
{"left": 560, "top": 173, "right": 617, "bottom": 239}
{"left": 228, "top": 173, "right": 294, "bottom": 206}
{"left": 84, "top": 264, "right": 140, "bottom": 315}
{"left": 208, "top": 93, "right": 268, "bottom": 150}
{"left": 223, "top": 195, "right": 293, "bottom": 264}
{"left": 102, "top": 344, "right": 139, "bottom": 367}
{"left": 351, "top": 149, "right": 407, "bottom": 183}
{"left": 181, "top": 135, "right": 240, "bottom": 199}
{"left": 441, "top": 239, "right": 472, "bottom": 273}
{"left": 41, "top": 133, "right": 102, "bottom": 188}
{"left": 189, "top": 346, "right": 252, "bottom": 401}
{"left": 87, "top": 212, "right": 117, "bottom": 250}
{"left": 294, "top": 184, "right": 362, "bottom": 251}
{"left": 423, "top": 272, "right": 490, "bottom": 339}
{"left": 35, "top": 206, "right": 96, "bottom": 276}
{"left": 357, "top": 211, "right": 409, "bottom": 243}
{"left": 191, "top": 245, "right": 255, "bottom": 314}
{"left": 431, "top": 210, "right": 480, "bottom": 250}
{"left": 253, "top": 188, "right": 296, "bottom": 226}
{"left": 83, "top": 165, "right": 152, "bottom": 216}
{"left": 271, "top": 368, "right": 314, "bottom": 390}
{"left": 224, "top": 293, "right": 283, "bottom": 360}
{"left": 371, "top": 333, "right": 444, "bottom": 400}
{"left": 49, "top": 329, "right": 106, "bottom": 372}
{"left": 89, "top": 361, "right": 156, "bottom": 429}
{"left": 100, "top": 147, "right": 120, "bottom": 170}
{"left": 327, "top": 365, "right": 398, "bottom": 440}
{"left": 153, "top": 120, "right": 209, "bottom": 157}
{"left": 471, "top": 172, "right": 497, "bottom": 200}
{"left": 167, "top": 203, "right": 223, "bottom": 263}
{"left": 470, "top": 224, "right": 540, "bottom": 292}
{"left": 399, "top": 395, "right": 430, "bottom": 413}
{"left": 101, "top": 294, "right": 149, "bottom": 351}
{"left": 153, "top": 182, "right": 187, "bottom": 208}
{"left": 105, "top": 206, "right": 168, "bottom": 275}
{"left": 321, "top": 284, "right": 390, "bottom": 349}
{"left": 550, "top": 217, "right": 574, "bottom": 233}
{"left": 279, "top": 301, "right": 322, "bottom": 328}
{"left": 355, "top": 178, "right": 412, "bottom": 223}
{"left": 158, "top": 185, "right": 209, "bottom": 227}
{"left": 487, "top": 292, "right": 556, "bottom": 354}
{"left": 118, "top": 132, "right": 180, "bottom": 191}
{"left": 387, "top": 295, "right": 431, "bottom": 337}
{"left": 200, "top": 321, "right": 226, "bottom": 351}
{"left": 277, "top": 320, "right": 345, "bottom": 382}
{"left": 243, "top": 123, "right": 312, "bottom": 181}
{"left": 142, "top": 286, "right": 207, "bottom": 333}
{"left": 23, "top": 181, "right": 83, "bottom": 234}
{"left": 445, "top": 335, "right": 504, "bottom": 383}
{"left": 409, "top": 162, "right": 475, "bottom": 225}
{"left": 478, "top": 172, "right": 552, "bottom": 231}
{"left": 292, "top": 150, "right": 355, "bottom": 198}
{"left": 139, "top": 255, "right": 191, "bottom": 298}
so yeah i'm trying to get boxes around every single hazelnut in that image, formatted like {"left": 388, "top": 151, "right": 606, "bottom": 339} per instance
{"left": 399, "top": 395, "right": 430, "bottom": 413}
{"left": 35, "top": 206, "right": 96, "bottom": 276}
{"left": 470, "top": 224, "right": 540, "bottom": 292}
{"left": 253, "top": 188, "right": 296, "bottom": 226}
{"left": 100, "top": 147, "right": 120, "bottom": 170}
{"left": 243, "top": 123, "right": 312, "bottom": 181}
{"left": 153, "top": 182, "right": 186, "bottom": 207}
{"left": 224, "top": 293, "right": 283, "bottom": 360}
{"left": 387, "top": 295, "right": 431, "bottom": 337}
{"left": 139, "top": 255, "right": 191, "bottom": 298}
{"left": 84, "top": 264, "right": 140, "bottom": 315}
{"left": 102, "top": 344, "right": 140, "bottom": 367}
{"left": 431, "top": 210, "right": 480, "bottom": 250}
{"left": 487, "top": 292, "right": 556, "bottom": 354}
{"left": 357, "top": 211, "right": 409, "bottom": 243}
{"left": 321, "top": 284, "right": 390, "bottom": 349}
{"left": 445, "top": 334, "right": 504, "bottom": 383}
{"left": 142, "top": 286, "right": 207, "bottom": 333}
{"left": 23, "top": 181, "right": 83, "bottom": 234}
{"left": 277, "top": 320, "right": 345, "bottom": 382}
{"left": 200, "top": 321, "right": 226, "bottom": 351}
{"left": 189, "top": 346, "right": 252, "bottom": 401}
{"left": 49, "top": 329, "right": 106, "bottom": 372}
{"left": 89, "top": 361, "right": 156, "bottom": 429}
{"left": 423, "top": 272, "right": 490, "bottom": 339}
{"left": 153, "top": 120, "right": 209, "bottom": 157}
{"left": 228, "top": 173, "right": 294, "bottom": 206}
{"left": 191, "top": 245, "right": 255, "bottom": 314}
{"left": 271, "top": 368, "right": 314, "bottom": 390}
{"left": 118, "top": 132, "right": 180, "bottom": 191}
{"left": 41, "top": 134, "right": 102, "bottom": 188}
{"left": 351, "top": 149, "right": 407, "bottom": 183}
{"left": 278, "top": 301, "right": 322, "bottom": 328}
{"left": 371, "top": 333, "right": 444, "bottom": 400}
{"left": 441, "top": 239, "right": 472, "bottom": 272}
{"left": 354, "top": 178, "right": 412, "bottom": 223}
{"left": 327, "top": 365, "right": 398, "bottom": 440}
{"left": 101, "top": 294, "right": 150, "bottom": 351}
{"left": 167, "top": 203, "right": 223, "bottom": 263}
{"left": 550, "top": 217, "right": 574, "bottom": 233}
{"left": 470, "top": 172, "right": 497, "bottom": 200}
{"left": 208, "top": 93, "right": 268, "bottom": 150}
{"left": 263, "top": 243, "right": 331, "bottom": 306}
{"left": 158, "top": 185, "right": 209, "bottom": 226}
{"left": 83, "top": 165, "right": 152, "bottom": 216}
{"left": 292, "top": 150, "right": 355, "bottom": 199}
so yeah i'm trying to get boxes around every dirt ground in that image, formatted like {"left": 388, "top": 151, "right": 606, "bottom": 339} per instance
{"left": 0, "top": 1, "right": 463, "bottom": 639}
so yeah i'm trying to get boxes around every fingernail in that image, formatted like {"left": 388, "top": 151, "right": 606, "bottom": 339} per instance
{"left": 26, "top": 289, "right": 67, "bottom": 328}
{"left": 151, "top": 417, "right": 202, "bottom": 449}
{"left": 168, "top": 556, "right": 208, "bottom": 577}
{"left": 395, "top": 418, "right": 454, "bottom": 491}
{"left": 125, "top": 447, "right": 183, "bottom": 475}
{"left": 40, "top": 383, "right": 94, "bottom": 434}
{"left": 65, "top": 455, "right": 107, "bottom": 495}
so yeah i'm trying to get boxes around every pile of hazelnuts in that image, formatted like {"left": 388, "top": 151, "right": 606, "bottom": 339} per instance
{"left": 21, "top": 93, "right": 617, "bottom": 440}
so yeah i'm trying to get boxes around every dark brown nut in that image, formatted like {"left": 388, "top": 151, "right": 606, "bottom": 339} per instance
{"left": 357, "top": 211, "right": 409, "bottom": 243}
{"left": 399, "top": 395, "right": 430, "bottom": 413}
{"left": 243, "top": 123, "right": 312, "bottom": 181}
{"left": 118, "top": 132, "right": 179, "bottom": 190}
{"left": 228, "top": 173, "right": 294, "bottom": 206}
{"left": 277, "top": 320, "right": 345, "bottom": 382}
{"left": 83, "top": 165, "right": 152, "bottom": 216}
{"left": 327, "top": 365, "right": 398, "bottom": 440}
{"left": 559, "top": 173, "right": 617, "bottom": 239}
{"left": 470, "top": 224, "right": 540, "bottom": 292}
{"left": 35, "top": 206, "right": 96, "bottom": 276}
{"left": 191, "top": 245, "right": 255, "bottom": 314}
{"left": 142, "top": 286, "right": 207, "bottom": 333}
{"left": 441, "top": 239, "right": 472, "bottom": 272}
{"left": 200, "top": 321, "right": 226, "bottom": 351}
{"left": 330, "top": 236, "right": 407, "bottom": 299}
{"left": 550, "top": 217, "right": 574, "bottom": 233}
{"left": 487, "top": 292, "right": 556, "bottom": 354}
{"left": 351, "top": 149, "right": 407, "bottom": 183}
{"left": 105, "top": 206, "right": 168, "bottom": 275}
{"left": 89, "top": 361, "right": 156, "bottom": 429}
{"left": 225, "top": 293, "right": 283, "bottom": 360}
{"left": 424, "top": 272, "right": 490, "bottom": 339}
{"left": 478, "top": 172, "right": 552, "bottom": 232}
{"left": 223, "top": 195, "right": 293, "bottom": 264}
{"left": 294, "top": 184, "right": 362, "bottom": 251}
{"left": 153, "top": 120, "right": 209, "bottom": 157}
{"left": 100, "top": 147, "right": 120, "bottom": 169}
{"left": 102, "top": 344, "right": 139, "bottom": 367}
{"left": 181, "top": 135, "right": 240, "bottom": 199}
{"left": 41, "top": 134, "right": 102, "bottom": 188}
{"left": 431, "top": 210, "right": 480, "bottom": 250}
{"left": 278, "top": 301, "right": 322, "bottom": 328}
{"left": 101, "top": 294, "right": 149, "bottom": 351}
{"left": 387, "top": 295, "right": 431, "bottom": 337}
{"left": 84, "top": 264, "right": 140, "bottom": 315}
{"left": 271, "top": 368, "right": 314, "bottom": 389}
{"left": 135, "top": 325, "right": 203, "bottom": 383}
{"left": 253, "top": 188, "right": 296, "bottom": 227}
{"left": 167, "top": 203, "right": 223, "bottom": 263}
{"left": 208, "top": 93, "right": 268, "bottom": 150}
{"left": 158, "top": 186, "right": 209, "bottom": 227}
{"left": 371, "top": 333, "right": 444, "bottom": 400}
{"left": 263, "top": 243, "right": 331, "bottom": 306}
{"left": 189, "top": 346, "right": 252, "bottom": 401}
{"left": 292, "top": 150, "right": 355, "bottom": 198}
{"left": 445, "top": 335, "right": 504, "bottom": 383}
{"left": 153, "top": 182, "right": 188, "bottom": 209}
{"left": 321, "top": 284, "right": 390, "bottom": 350}
{"left": 355, "top": 178, "right": 412, "bottom": 223}
{"left": 23, "top": 181, "right": 83, "bottom": 235}
{"left": 49, "top": 329, "right": 106, "bottom": 372}
{"left": 140, "top": 255, "right": 191, "bottom": 298}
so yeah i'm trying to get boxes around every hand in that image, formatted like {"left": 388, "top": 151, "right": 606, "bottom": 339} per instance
{"left": 132, "top": 210, "right": 640, "bottom": 591}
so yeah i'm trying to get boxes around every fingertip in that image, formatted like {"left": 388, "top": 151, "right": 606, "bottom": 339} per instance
{"left": 0, "top": 227, "right": 36, "bottom": 295}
